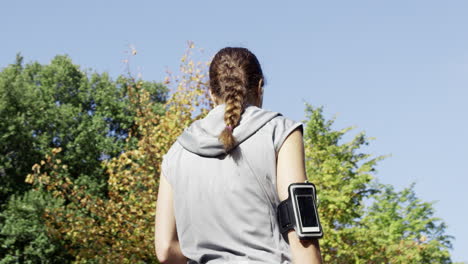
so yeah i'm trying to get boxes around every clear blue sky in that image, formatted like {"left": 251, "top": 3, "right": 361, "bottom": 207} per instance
{"left": 2, "top": 0, "right": 467, "bottom": 261}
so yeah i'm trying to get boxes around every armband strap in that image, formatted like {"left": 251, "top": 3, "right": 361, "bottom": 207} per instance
{"left": 277, "top": 199, "right": 294, "bottom": 235}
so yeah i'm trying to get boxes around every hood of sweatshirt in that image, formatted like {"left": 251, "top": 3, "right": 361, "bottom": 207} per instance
{"left": 177, "top": 104, "right": 281, "bottom": 157}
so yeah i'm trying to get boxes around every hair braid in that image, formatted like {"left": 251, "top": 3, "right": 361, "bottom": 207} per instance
{"left": 209, "top": 47, "right": 264, "bottom": 152}
{"left": 219, "top": 65, "right": 247, "bottom": 150}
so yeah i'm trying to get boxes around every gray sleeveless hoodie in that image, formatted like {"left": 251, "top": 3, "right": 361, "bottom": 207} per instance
{"left": 161, "top": 104, "right": 302, "bottom": 264}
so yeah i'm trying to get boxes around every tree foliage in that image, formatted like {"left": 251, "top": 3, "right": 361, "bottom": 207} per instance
{"left": 27, "top": 43, "right": 210, "bottom": 263}
{"left": 0, "top": 53, "right": 166, "bottom": 202}
{"left": 0, "top": 52, "right": 167, "bottom": 262}
{"left": 357, "top": 183, "right": 452, "bottom": 263}
{"left": 0, "top": 190, "right": 71, "bottom": 264}
{"left": 303, "top": 105, "right": 452, "bottom": 263}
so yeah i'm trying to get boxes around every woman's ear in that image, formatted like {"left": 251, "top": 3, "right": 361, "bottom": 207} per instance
{"left": 257, "top": 79, "right": 264, "bottom": 107}
{"left": 209, "top": 90, "right": 218, "bottom": 106}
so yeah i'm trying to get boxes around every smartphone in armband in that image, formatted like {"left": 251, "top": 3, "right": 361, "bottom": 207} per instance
{"left": 277, "top": 182, "right": 323, "bottom": 241}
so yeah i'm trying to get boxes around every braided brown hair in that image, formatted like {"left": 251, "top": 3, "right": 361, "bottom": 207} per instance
{"left": 209, "top": 47, "right": 264, "bottom": 151}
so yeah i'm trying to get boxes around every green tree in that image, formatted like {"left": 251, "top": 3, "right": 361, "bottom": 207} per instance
{"left": 0, "top": 190, "right": 72, "bottom": 264}
{"left": 0, "top": 53, "right": 167, "bottom": 202}
{"left": 355, "top": 183, "right": 452, "bottom": 263}
{"left": 304, "top": 105, "right": 452, "bottom": 263}
{"left": 26, "top": 44, "right": 209, "bottom": 263}
{"left": 0, "top": 53, "right": 167, "bottom": 262}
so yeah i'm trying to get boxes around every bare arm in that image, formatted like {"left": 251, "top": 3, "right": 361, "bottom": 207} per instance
{"left": 277, "top": 128, "right": 322, "bottom": 264}
{"left": 154, "top": 173, "right": 188, "bottom": 264}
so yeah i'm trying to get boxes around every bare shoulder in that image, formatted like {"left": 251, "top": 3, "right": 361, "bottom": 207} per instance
{"left": 276, "top": 127, "right": 306, "bottom": 201}
{"left": 278, "top": 128, "right": 303, "bottom": 152}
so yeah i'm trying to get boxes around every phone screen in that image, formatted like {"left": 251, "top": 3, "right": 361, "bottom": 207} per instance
{"left": 297, "top": 194, "right": 319, "bottom": 228}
